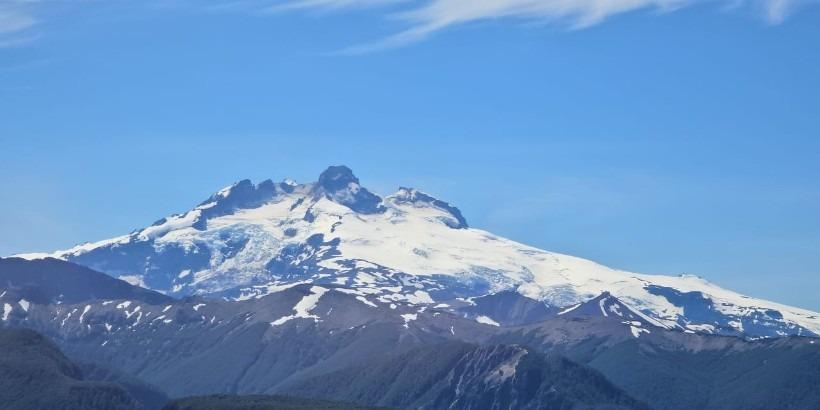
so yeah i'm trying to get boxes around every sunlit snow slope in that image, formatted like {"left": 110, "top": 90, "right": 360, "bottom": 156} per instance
{"left": 15, "top": 166, "right": 820, "bottom": 338}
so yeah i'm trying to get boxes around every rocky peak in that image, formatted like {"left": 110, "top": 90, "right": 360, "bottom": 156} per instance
{"left": 313, "top": 166, "right": 385, "bottom": 215}
{"left": 391, "top": 187, "right": 468, "bottom": 229}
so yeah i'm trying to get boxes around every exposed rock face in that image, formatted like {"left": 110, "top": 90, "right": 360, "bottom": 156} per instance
{"left": 12, "top": 166, "right": 820, "bottom": 339}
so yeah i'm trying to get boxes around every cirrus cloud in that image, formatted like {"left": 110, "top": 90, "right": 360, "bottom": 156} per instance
{"left": 0, "top": 0, "right": 815, "bottom": 51}
{"left": 271, "top": 0, "right": 814, "bottom": 52}
{"left": 0, "top": 1, "right": 39, "bottom": 48}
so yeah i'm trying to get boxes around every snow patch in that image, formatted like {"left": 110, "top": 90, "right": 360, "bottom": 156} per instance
{"left": 79, "top": 305, "right": 91, "bottom": 322}
{"left": 558, "top": 303, "right": 581, "bottom": 315}
{"left": 270, "top": 286, "right": 329, "bottom": 326}
{"left": 599, "top": 298, "right": 609, "bottom": 317}
{"left": 476, "top": 315, "right": 500, "bottom": 327}
{"left": 119, "top": 275, "right": 147, "bottom": 288}
{"left": 355, "top": 296, "right": 377, "bottom": 308}
{"left": 401, "top": 313, "right": 418, "bottom": 328}
{"left": 630, "top": 325, "right": 650, "bottom": 338}
{"left": 1, "top": 303, "right": 11, "bottom": 321}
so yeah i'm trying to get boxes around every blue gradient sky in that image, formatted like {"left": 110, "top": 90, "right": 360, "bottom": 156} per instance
{"left": 1, "top": 2, "right": 819, "bottom": 310}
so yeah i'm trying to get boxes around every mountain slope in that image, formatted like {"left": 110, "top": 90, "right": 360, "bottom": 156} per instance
{"left": 165, "top": 395, "right": 379, "bottom": 410}
{"left": 2, "top": 258, "right": 818, "bottom": 409}
{"left": 281, "top": 341, "right": 648, "bottom": 409}
{"left": 14, "top": 166, "right": 820, "bottom": 339}
{"left": 0, "top": 257, "right": 172, "bottom": 306}
{"left": 0, "top": 328, "right": 138, "bottom": 410}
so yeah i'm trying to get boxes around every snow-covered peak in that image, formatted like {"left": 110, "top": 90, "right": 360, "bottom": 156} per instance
{"left": 12, "top": 166, "right": 820, "bottom": 339}
{"left": 312, "top": 165, "right": 384, "bottom": 214}
{"left": 316, "top": 165, "right": 358, "bottom": 192}
{"left": 389, "top": 187, "right": 468, "bottom": 229}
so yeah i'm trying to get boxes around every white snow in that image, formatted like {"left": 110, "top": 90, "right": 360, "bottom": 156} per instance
{"left": 18, "top": 299, "right": 30, "bottom": 312}
{"left": 61, "top": 308, "right": 77, "bottom": 327}
{"left": 401, "top": 313, "right": 418, "bottom": 328}
{"left": 599, "top": 299, "right": 609, "bottom": 317}
{"left": 137, "top": 210, "right": 202, "bottom": 241}
{"left": 686, "top": 323, "right": 716, "bottom": 332}
{"left": 124, "top": 306, "right": 141, "bottom": 319}
{"left": 11, "top": 252, "right": 54, "bottom": 260}
{"left": 355, "top": 296, "right": 377, "bottom": 308}
{"left": 1, "top": 303, "right": 11, "bottom": 321}
{"left": 270, "top": 286, "right": 329, "bottom": 326}
{"left": 558, "top": 303, "right": 581, "bottom": 315}
{"left": 19, "top": 177, "right": 820, "bottom": 337}
{"left": 476, "top": 315, "right": 501, "bottom": 327}
{"left": 119, "top": 275, "right": 147, "bottom": 288}
{"left": 79, "top": 305, "right": 91, "bottom": 322}
{"left": 235, "top": 281, "right": 307, "bottom": 301}
{"left": 192, "top": 303, "right": 206, "bottom": 311}
{"left": 630, "top": 325, "right": 650, "bottom": 338}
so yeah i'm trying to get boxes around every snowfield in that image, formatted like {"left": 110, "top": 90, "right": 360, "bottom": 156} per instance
{"left": 14, "top": 166, "right": 820, "bottom": 338}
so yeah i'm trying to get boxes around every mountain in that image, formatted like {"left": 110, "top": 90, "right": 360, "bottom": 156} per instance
{"left": 0, "top": 258, "right": 648, "bottom": 409}
{"left": 281, "top": 342, "right": 648, "bottom": 409}
{"left": 0, "top": 257, "right": 172, "bottom": 306}
{"left": 2, "top": 257, "right": 818, "bottom": 409}
{"left": 14, "top": 166, "right": 820, "bottom": 339}
{"left": 0, "top": 328, "right": 138, "bottom": 410}
{"left": 165, "top": 395, "right": 379, "bottom": 410}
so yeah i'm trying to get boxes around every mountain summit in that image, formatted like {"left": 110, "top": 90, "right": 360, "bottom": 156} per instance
{"left": 313, "top": 165, "right": 385, "bottom": 214}
{"left": 15, "top": 166, "right": 820, "bottom": 339}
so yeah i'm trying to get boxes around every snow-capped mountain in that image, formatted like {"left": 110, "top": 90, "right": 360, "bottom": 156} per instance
{"left": 4, "top": 257, "right": 818, "bottom": 410}
{"left": 15, "top": 166, "right": 820, "bottom": 339}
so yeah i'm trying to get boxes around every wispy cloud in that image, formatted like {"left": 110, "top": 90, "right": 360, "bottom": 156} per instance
{"left": 0, "top": 1, "right": 38, "bottom": 48}
{"left": 268, "top": 0, "right": 406, "bottom": 12}
{"left": 267, "top": 0, "right": 813, "bottom": 53}
{"left": 0, "top": 0, "right": 814, "bottom": 51}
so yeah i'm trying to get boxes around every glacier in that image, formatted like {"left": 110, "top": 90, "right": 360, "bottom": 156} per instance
{"left": 14, "top": 165, "right": 820, "bottom": 339}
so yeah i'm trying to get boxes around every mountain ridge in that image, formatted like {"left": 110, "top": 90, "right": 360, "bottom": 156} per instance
{"left": 2, "top": 257, "right": 818, "bottom": 410}
{"left": 11, "top": 166, "right": 820, "bottom": 339}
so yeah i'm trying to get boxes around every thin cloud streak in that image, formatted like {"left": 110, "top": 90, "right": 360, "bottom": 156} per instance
{"left": 268, "top": 0, "right": 406, "bottom": 12}
{"left": 0, "top": 2, "right": 38, "bottom": 48}
{"left": 0, "top": 6, "right": 36, "bottom": 35}
{"left": 278, "top": 0, "right": 810, "bottom": 52}
{"left": 0, "top": 0, "right": 815, "bottom": 51}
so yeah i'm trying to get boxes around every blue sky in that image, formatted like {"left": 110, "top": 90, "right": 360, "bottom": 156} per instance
{"left": 1, "top": 1, "right": 819, "bottom": 310}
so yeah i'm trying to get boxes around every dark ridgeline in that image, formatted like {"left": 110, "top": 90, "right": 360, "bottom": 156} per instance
{"left": 26, "top": 166, "right": 816, "bottom": 341}
{"left": 0, "top": 328, "right": 142, "bottom": 410}
{"left": 1, "top": 257, "right": 819, "bottom": 409}
{"left": 165, "top": 395, "right": 380, "bottom": 410}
